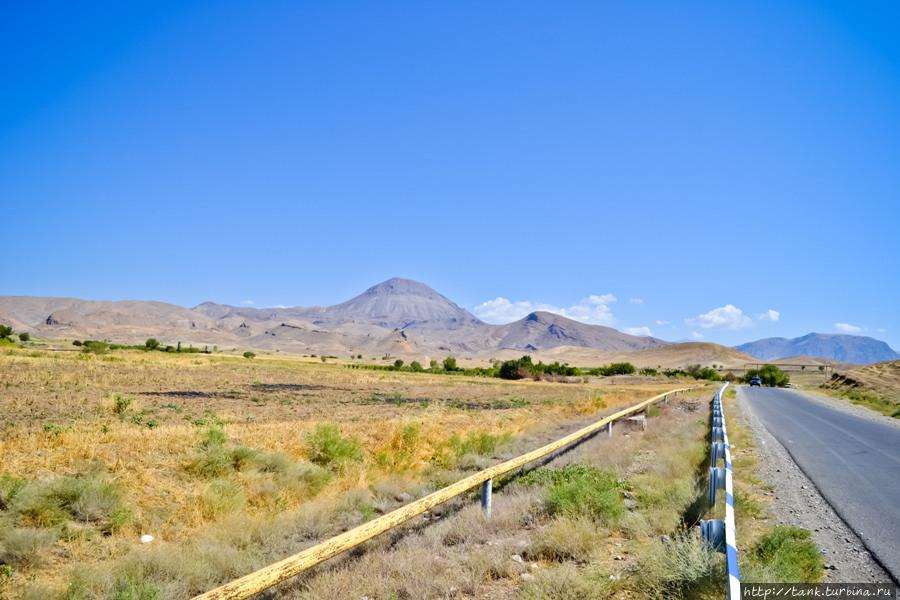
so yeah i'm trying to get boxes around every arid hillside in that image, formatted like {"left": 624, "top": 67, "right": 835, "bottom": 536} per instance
{"left": 0, "top": 278, "right": 668, "bottom": 358}
{"left": 823, "top": 359, "right": 900, "bottom": 417}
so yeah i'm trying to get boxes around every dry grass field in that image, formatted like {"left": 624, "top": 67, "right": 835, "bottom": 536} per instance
{"left": 0, "top": 346, "right": 689, "bottom": 599}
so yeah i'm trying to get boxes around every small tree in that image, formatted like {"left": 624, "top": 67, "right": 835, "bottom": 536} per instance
{"left": 410, "top": 361, "right": 423, "bottom": 372}
{"left": 393, "top": 359, "right": 404, "bottom": 370}
{"left": 429, "top": 359, "right": 439, "bottom": 369}
{"left": 73, "top": 340, "right": 83, "bottom": 347}
{"left": 18, "top": 332, "right": 30, "bottom": 342}
{"left": 499, "top": 360, "right": 524, "bottom": 380}
{"left": 145, "top": 338, "right": 160, "bottom": 350}
{"left": 243, "top": 351, "right": 256, "bottom": 359}
{"left": 0, "top": 325, "right": 12, "bottom": 339}
{"left": 443, "top": 356, "right": 458, "bottom": 371}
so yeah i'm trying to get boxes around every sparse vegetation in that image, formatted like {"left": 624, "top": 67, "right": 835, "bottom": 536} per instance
{"left": 744, "top": 526, "right": 824, "bottom": 583}
{"left": 242, "top": 351, "right": 255, "bottom": 359}
{"left": 1, "top": 344, "right": 700, "bottom": 597}
{"left": 521, "top": 464, "right": 624, "bottom": 522}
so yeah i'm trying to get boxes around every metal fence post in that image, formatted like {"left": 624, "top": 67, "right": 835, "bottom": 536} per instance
{"left": 481, "top": 478, "right": 493, "bottom": 518}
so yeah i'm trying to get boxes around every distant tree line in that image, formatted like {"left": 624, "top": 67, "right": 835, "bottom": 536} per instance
{"left": 73, "top": 338, "right": 214, "bottom": 355}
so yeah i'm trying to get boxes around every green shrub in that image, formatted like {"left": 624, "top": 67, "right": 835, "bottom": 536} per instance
{"left": 305, "top": 424, "right": 363, "bottom": 471}
{"left": 17, "top": 332, "right": 30, "bottom": 342}
{"left": 746, "top": 526, "right": 823, "bottom": 582}
{"left": 521, "top": 465, "right": 624, "bottom": 522}
{"left": 80, "top": 340, "right": 110, "bottom": 355}
{"left": 0, "top": 325, "right": 12, "bottom": 339}
{"left": 242, "top": 351, "right": 255, "bottom": 359}
{"left": 9, "top": 474, "right": 131, "bottom": 533}
{"left": 442, "top": 356, "right": 458, "bottom": 371}
{"left": 409, "top": 361, "right": 423, "bottom": 372}
{"left": 113, "top": 394, "right": 132, "bottom": 415}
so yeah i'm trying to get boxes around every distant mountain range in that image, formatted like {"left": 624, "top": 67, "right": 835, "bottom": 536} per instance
{"left": 0, "top": 278, "right": 667, "bottom": 358}
{"left": 5, "top": 278, "right": 894, "bottom": 367}
{"left": 735, "top": 333, "right": 900, "bottom": 365}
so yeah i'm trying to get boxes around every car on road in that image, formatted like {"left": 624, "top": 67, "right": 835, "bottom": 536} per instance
{"left": 749, "top": 376, "right": 762, "bottom": 387}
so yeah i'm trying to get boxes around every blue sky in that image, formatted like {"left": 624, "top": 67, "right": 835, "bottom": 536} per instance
{"left": 2, "top": 1, "right": 899, "bottom": 348}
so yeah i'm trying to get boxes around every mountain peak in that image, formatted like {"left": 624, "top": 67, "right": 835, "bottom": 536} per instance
{"left": 364, "top": 278, "right": 439, "bottom": 297}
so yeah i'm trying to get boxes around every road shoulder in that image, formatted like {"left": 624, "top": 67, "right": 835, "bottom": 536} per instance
{"left": 791, "top": 385, "right": 900, "bottom": 429}
{"left": 734, "top": 386, "right": 891, "bottom": 583}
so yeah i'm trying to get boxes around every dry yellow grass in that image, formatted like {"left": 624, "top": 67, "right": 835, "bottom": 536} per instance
{"left": 0, "top": 346, "right": 683, "bottom": 598}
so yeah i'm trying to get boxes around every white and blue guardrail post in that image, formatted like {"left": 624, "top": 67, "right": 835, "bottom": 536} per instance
{"left": 700, "top": 383, "right": 740, "bottom": 599}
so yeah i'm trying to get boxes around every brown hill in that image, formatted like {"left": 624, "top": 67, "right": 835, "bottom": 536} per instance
{"left": 486, "top": 341, "right": 754, "bottom": 369}
{"left": 0, "top": 279, "right": 672, "bottom": 357}
{"left": 825, "top": 360, "right": 900, "bottom": 405}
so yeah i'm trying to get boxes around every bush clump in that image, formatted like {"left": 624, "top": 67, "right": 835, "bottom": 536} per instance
{"left": 745, "top": 526, "right": 823, "bottom": 582}
{"left": 743, "top": 364, "right": 790, "bottom": 387}
{"left": 636, "top": 532, "right": 725, "bottom": 598}
{"left": 521, "top": 464, "right": 624, "bottom": 522}
{"left": 304, "top": 424, "right": 363, "bottom": 472}
{"left": 4, "top": 473, "right": 131, "bottom": 534}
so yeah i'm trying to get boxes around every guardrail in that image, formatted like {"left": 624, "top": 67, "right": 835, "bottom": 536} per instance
{"left": 193, "top": 384, "right": 705, "bottom": 599}
{"left": 700, "top": 383, "right": 740, "bottom": 599}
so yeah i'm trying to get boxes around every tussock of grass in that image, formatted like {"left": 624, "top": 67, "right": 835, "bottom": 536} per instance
{"left": 200, "top": 480, "right": 245, "bottom": 519}
{"left": 636, "top": 532, "right": 725, "bottom": 599}
{"left": 374, "top": 423, "right": 420, "bottom": 470}
{"left": 743, "top": 526, "right": 823, "bottom": 583}
{"left": 5, "top": 473, "right": 131, "bottom": 534}
{"left": 186, "top": 428, "right": 331, "bottom": 509}
{"left": 431, "top": 431, "right": 513, "bottom": 469}
{"left": 526, "top": 515, "right": 606, "bottom": 562}
{"left": 0, "top": 526, "right": 57, "bottom": 567}
{"left": 520, "top": 464, "right": 624, "bottom": 522}
{"left": 519, "top": 562, "right": 613, "bottom": 600}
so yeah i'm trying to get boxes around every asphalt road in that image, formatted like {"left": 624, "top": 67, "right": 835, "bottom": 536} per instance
{"left": 740, "top": 386, "right": 900, "bottom": 581}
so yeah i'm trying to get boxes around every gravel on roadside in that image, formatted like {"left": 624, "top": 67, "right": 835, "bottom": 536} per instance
{"left": 734, "top": 387, "right": 892, "bottom": 583}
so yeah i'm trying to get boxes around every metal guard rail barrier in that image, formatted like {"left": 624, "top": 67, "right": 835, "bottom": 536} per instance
{"left": 193, "top": 384, "right": 706, "bottom": 599}
{"left": 700, "top": 382, "right": 740, "bottom": 599}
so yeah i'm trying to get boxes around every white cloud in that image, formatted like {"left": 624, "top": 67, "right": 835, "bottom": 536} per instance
{"left": 655, "top": 319, "right": 670, "bottom": 326}
{"left": 691, "top": 331, "right": 704, "bottom": 339}
{"left": 758, "top": 309, "right": 780, "bottom": 322}
{"left": 241, "top": 300, "right": 255, "bottom": 306}
{"left": 473, "top": 294, "right": 617, "bottom": 325}
{"left": 685, "top": 304, "right": 753, "bottom": 330}
{"left": 834, "top": 322, "right": 862, "bottom": 334}
{"left": 623, "top": 326, "right": 653, "bottom": 337}
{"left": 629, "top": 297, "right": 644, "bottom": 305}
